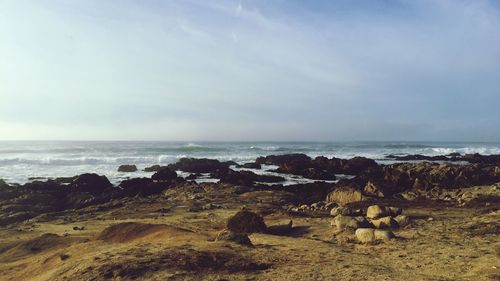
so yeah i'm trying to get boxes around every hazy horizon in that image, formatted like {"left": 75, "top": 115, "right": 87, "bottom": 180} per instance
{"left": 1, "top": 0, "right": 500, "bottom": 141}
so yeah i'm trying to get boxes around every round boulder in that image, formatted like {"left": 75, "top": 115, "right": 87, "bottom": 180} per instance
{"left": 227, "top": 210, "right": 267, "bottom": 234}
{"left": 151, "top": 168, "right": 178, "bottom": 181}
{"left": 71, "top": 173, "right": 113, "bottom": 194}
{"left": 355, "top": 228, "right": 376, "bottom": 243}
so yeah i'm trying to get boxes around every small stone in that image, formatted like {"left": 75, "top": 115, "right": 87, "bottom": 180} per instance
{"left": 59, "top": 254, "right": 70, "bottom": 261}
{"left": 394, "top": 215, "right": 411, "bottom": 227}
{"left": 215, "top": 229, "right": 252, "bottom": 246}
{"left": 299, "top": 204, "right": 309, "bottom": 211}
{"left": 371, "top": 216, "right": 399, "bottom": 229}
{"left": 388, "top": 207, "right": 402, "bottom": 216}
{"left": 367, "top": 205, "right": 388, "bottom": 219}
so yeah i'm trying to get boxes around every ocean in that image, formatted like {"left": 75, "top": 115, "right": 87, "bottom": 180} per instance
{"left": 1, "top": 141, "right": 499, "bottom": 185}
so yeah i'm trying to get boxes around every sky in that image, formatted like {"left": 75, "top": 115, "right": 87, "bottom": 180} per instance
{"left": 0, "top": 0, "right": 499, "bottom": 141}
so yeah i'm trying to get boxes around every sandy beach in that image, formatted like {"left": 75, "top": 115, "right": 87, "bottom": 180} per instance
{"left": 1, "top": 154, "right": 499, "bottom": 280}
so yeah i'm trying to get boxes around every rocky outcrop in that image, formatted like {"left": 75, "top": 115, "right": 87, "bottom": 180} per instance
{"left": 256, "top": 154, "right": 312, "bottom": 166}
{"left": 211, "top": 169, "right": 285, "bottom": 185}
{"left": 151, "top": 168, "right": 180, "bottom": 182}
{"left": 334, "top": 161, "right": 500, "bottom": 201}
{"left": 238, "top": 162, "right": 262, "bottom": 169}
{"left": 0, "top": 172, "right": 180, "bottom": 226}
{"left": 168, "top": 158, "right": 236, "bottom": 173}
{"left": 267, "top": 182, "right": 335, "bottom": 204}
{"left": 71, "top": 173, "right": 113, "bottom": 194}
{"left": 387, "top": 153, "right": 500, "bottom": 165}
{"left": 144, "top": 165, "right": 162, "bottom": 172}
{"left": 119, "top": 178, "right": 167, "bottom": 196}
{"left": 118, "top": 165, "right": 138, "bottom": 172}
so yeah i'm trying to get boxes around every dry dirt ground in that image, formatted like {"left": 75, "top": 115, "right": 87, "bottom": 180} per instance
{"left": 0, "top": 183, "right": 499, "bottom": 281}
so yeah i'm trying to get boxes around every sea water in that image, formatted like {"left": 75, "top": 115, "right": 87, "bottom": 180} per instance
{"left": 0, "top": 141, "right": 499, "bottom": 184}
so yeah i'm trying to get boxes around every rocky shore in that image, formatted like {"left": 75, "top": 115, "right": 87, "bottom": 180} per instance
{"left": 0, "top": 153, "right": 499, "bottom": 280}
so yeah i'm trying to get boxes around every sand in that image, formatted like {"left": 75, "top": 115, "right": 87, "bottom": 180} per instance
{"left": 0, "top": 183, "right": 498, "bottom": 281}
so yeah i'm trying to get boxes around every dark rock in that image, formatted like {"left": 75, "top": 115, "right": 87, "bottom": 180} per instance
{"left": 118, "top": 165, "right": 138, "bottom": 172}
{"left": 387, "top": 154, "right": 449, "bottom": 161}
{"left": 0, "top": 179, "right": 9, "bottom": 189}
{"left": 239, "top": 162, "right": 262, "bottom": 169}
{"left": 462, "top": 153, "right": 500, "bottom": 165}
{"left": 256, "top": 154, "right": 312, "bottom": 165}
{"left": 70, "top": 174, "right": 113, "bottom": 194}
{"left": 185, "top": 173, "right": 201, "bottom": 180}
{"left": 151, "top": 168, "right": 178, "bottom": 181}
{"left": 227, "top": 210, "right": 267, "bottom": 234}
{"left": 212, "top": 169, "right": 284, "bottom": 185}
{"left": 119, "top": 178, "right": 167, "bottom": 196}
{"left": 53, "top": 176, "right": 77, "bottom": 184}
{"left": 168, "top": 158, "right": 234, "bottom": 173}
{"left": 342, "top": 157, "right": 378, "bottom": 174}
{"left": 144, "top": 165, "right": 162, "bottom": 172}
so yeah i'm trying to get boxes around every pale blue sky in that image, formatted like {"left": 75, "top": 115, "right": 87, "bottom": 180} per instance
{"left": 0, "top": 0, "right": 499, "bottom": 141}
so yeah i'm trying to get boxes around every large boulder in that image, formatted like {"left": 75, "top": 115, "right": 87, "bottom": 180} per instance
{"left": 151, "top": 168, "right": 179, "bottom": 181}
{"left": 119, "top": 178, "right": 167, "bottom": 196}
{"left": 227, "top": 210, "right": 267, "bottom": 234}
{"left": 118, "top": 165, "right": 138, "bottom": 172}
{"left": 70, "top": 174, "right": 113, "bottom": 194}
{"left": 342, "top": 157, "right": 378, "bottom": 175}
{"left": 326, "top": 186, "right": 365, "bottom": 206}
